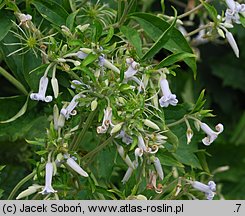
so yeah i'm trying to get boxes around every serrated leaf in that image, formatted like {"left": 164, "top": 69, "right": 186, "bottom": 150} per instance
{"left": 157, "top": 52, "right": 196, "bottom": 68}
{"left": 120, "top": 25, "right": 143, "bottom": 57}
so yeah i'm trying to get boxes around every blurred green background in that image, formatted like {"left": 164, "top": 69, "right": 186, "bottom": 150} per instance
{"left": 0, "top": 0, "right": 245, "bottom": 199}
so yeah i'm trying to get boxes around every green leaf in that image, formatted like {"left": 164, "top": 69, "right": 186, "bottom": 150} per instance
{"left": 141, "top": 8, "right": 177, "bottom": 61}
{"left": 230, "top": 111, "right": 245, "bottom": 145}
{"left": 92, "top": 20, "right": 103, "bottom": 43}
{"left": 201, "top": 0, "right": 218, "bottom": 23}
{"left": 0, "top": 96, "right": 29, "bottom": 124}
{"left": 164, "top": 128, "right": 179, "bottom": 152}
{"left": 0, "top": 10, "right": 14, "bottom": 41}
{"left": 120, "top": 26, "right": 143, "bottom": 57}
{"left": 157, "top": 52, "right": 196, "bottom": 68}
{"left": 66, "top": 10, "right": 79, "bottom": 30}
{"left": 190, "top": 89, "right": 206, "bottom": 114}
{"left": 130, "top": 13, "right": 197, "bottom": 77}
{"left": 239, "top": 15, "right": 245, "bottom": 28}
{"left": 100, "top": 27, "right": 114, "bottom": 44}
{"left": 32, "top": 0, "right": 69, "bottom": 26}
{"left": 35, "top": 150, "right": 48, "bottom": 155}
{"left": 158, "top": 152, "right": 184, "bottom": 168}
{"left": 81, "top": 53, "right": 98, "bottom": 67}
{"left": 0, "top": 66, "right": 28, "bottom": 95}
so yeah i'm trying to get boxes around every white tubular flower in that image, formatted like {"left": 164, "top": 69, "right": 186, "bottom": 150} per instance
{"left": 71, "top": 80, "right": 82, "bottom": 89}
{"left": 226, "top": 0, "right": 236, "bottom": 11}
{"left": 200, "top": 122, "right": 224, "bottom": 146}
{"left": 30, "top": 76, "right": 53, "bottom": 102}
{"left": 191, "top": 180, "right": 216, "bottom": 200}
{"left": 225, "top": 1, "right": 245, "bottom": 24}
{"left": 159, "top": 77, "right": 178, "bottom": 107}
{"left": 16, "top": 185, "right": 42, "bottom": 200}
{"left": 153, "top": 157, "right": 164, "bottom": 180}
{"left": 40, "top": 162, "right": 57, "bottom": 195}
{"left": 138, "top": 135, "right": 147, "bottom": 152}
{"left": 144, "top": 119, "right": 160, "bottom": 130}
{"left": 97, "top": 107, "right": 114, "bottom": 134}
{"left": 122, "top": 166, "right": 134, "bottom": 184}
{"left": 60, "top": 94, "right": 83, "bottom": 119}
{"left": 134, "top": 148, "right": 143, "bottom": 166}
{"left": 17, "top": 13, "right": 32, "bottom": 27}
{"left": 116, "top": 130, "right": 133, "bottom": 145}
{"left": 65, "top": 156, "right": 88, "bottom": 177}
{"left": 186, "top": 128, "right": 194, "bottom": 144}
{"left": 225, "top": 31, "right": 239, "bottom": 58}
{"left": 124, "top": 58, "right": 139, "bottom": 79}
{"left": 116, "top": 144, "right": 135, "bottom": 169}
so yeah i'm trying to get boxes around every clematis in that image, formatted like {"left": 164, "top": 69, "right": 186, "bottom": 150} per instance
{"left": 159, "top": 77, "right": 178, "bottom": 107}
{"left": 116, "top": 130, "right": 133, "bottom": 145}
{"left": 40, "top": 162, "right": 57, "bottom": 195}
{"left": 124, "top": 58, "right": 139, "bottom": 79}
{"left": 191, "top": 180, "right": 216, "bottom": 200}
{"left": 16, "top": 13, "right": 32, "bottom": 28}
{"left": 153, "top": 157, "right": 164, "bottom": 180}
{"left": 30, "top": 76, "right": 53, "bottom": 102}
{"left": 199, "top": 122, "right": 224, "bottom": 145}
{"left": 16, "top": 185, "right": 42, "bottom": 200}
{"left": 138, "top": 135, "right": 147, "bottom": 152}
{"left": 97, "top": 107, "right": 114, "bottom": 133}
{"left": 60, "top": 94, "right": 84, "bottom": 119}
{"left": 65, "top": 155, "right": 88, "bottom": 177}
{"left": 225, "top": 0, "right": 245, "bottom": 24}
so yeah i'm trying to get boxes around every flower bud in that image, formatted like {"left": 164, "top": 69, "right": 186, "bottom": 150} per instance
{"left": 144, "top": 119, "right": 160, "bottom": 130}
{"left": 110, "top": 122, "right": 124, "bottom": 135}
{"left": 91, "top": 99, "right": 98, "bottom": 111}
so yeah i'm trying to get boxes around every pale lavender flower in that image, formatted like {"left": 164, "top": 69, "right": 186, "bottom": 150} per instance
{"left": 97, "top": 107, "right": 114, "bottom": 134}
{"left": 138, "top": 135, "right": 147, "bottom": 152}
{"left": 124, "top": 58, "right": 139, "bottom": 79}
{"left": 116, "top": 130, "right": 133, "bottom": 145}
{"left": 40, "top": 162, "right": 57, "bottom": 195}
{"left": 191, "top": 180, "right": 216, "bottom": 200}
{"left": 76, "top": 50, "right": 88, "bottom": 59}
{"left": 200, "top": 122, "right": 224, "bottom": 145}
{"left": 30, "top": 76, "right": 53, "bottom": 102}
{"left": 153, "top": 157, "right": 164, "bottom": 180}
{"left": 60, "top": 94, "right": 83, "bottom": 119}
{"left": 70, "top": 80, "right": 82, "bottom": 89}
{"left": 159, "top": 77, "right": 178, "bottom": 107}
{"left": 65, "top": 155, "right": 88, "bottom": 177}
{"left": 225, "top": 30, "right": 239, "bottom": 58}
{"left": 225, "top": 0, "right": 245, "bottom": 24}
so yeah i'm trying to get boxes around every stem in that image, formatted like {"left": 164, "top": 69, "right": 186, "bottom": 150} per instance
{"left": 70, "top": 110, "right": 97, "bottom": 151}
{"left": 0, "top": 66, "right": 28, "bottom": 95}
{"left": 166, "top": 117, "right": 186, "bottom": 128}
{"left": 185, "top": 23, "right": 213, "bottom": 37}
{"left": 82, "top": 135, "right": 116, "bottom": 162}
{"left": 8, "top": 169, "right": 35, "bottom": 199}
{"left": 153, "top": 178, "right": 178, "bottom": 200}
{"left": 177, "top": 0, "right": 213, "bottom": 19}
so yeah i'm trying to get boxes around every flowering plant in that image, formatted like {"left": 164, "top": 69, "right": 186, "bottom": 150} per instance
{"left": 0, "top": 0, "right": 244, "bottom": 200}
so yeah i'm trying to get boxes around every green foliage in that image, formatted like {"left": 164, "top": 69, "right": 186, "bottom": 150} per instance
{"left": 0, "top": 0, "right": 244, "bottom": 200}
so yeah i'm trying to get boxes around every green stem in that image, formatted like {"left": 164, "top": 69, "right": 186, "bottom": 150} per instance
{"left": 8, "top": 164, "right": 45, "bottom": 200}
{"left": 177, "top": 0, "right": 213, "bottom": 19}
{"left": 8, "top": 171, "right": 34, "bottom": 199}
{"left": 166, "top": 117, "right": 186, "bottom": 128}
{"left": 70, "top": 110, "right": 97, "bottom": 151}
{"left": 185, "top": 23, "right": 213, "bottom": 37}
{"left": 82, "top": 135, "right": 116, "bottom": 162}
{"left": 0, "top": 66, "right": 28, "bottom": 95}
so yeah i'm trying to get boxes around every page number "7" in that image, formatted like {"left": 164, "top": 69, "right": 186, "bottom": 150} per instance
{"left": 235, "top": 204, "right": 241, "bottom": 213}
